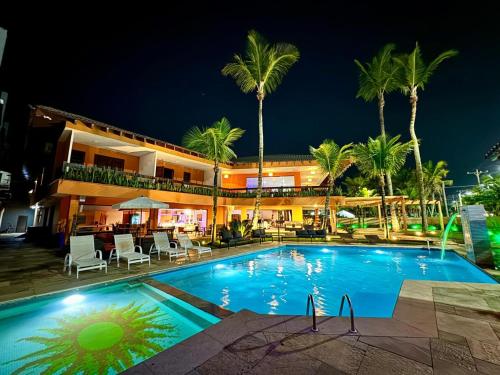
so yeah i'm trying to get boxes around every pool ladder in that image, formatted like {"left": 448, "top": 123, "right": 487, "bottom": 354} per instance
{"left": 306, "top": 293, "right": 358, "bottom": 334}
{"left": 339, "top": 294, "right": 358, "bottom": 334}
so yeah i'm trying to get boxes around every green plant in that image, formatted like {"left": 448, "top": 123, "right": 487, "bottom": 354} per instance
{"left": 394, "top": 43, "right": 458, "bottom": 231}
{"left": 222, "top": 30, "right": 299, "bottom": 228}
{"left": 183, "top": 117, "right": 244, "bottom": 243}
{"left": 353, "top": 134, "right": 413, "bottom": 238}
{"left": 309, "top": 140, "right": 353, "bottom": 232}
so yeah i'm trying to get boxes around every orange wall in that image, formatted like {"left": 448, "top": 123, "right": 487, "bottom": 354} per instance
{"left": 156, "top": 160, "right": 204, "bottom": 183}
{"left": 221, "top": 171, "right": 301, "bottom": 189}
{"left": 72, "top": 142, "right": 140, "bottom": 172}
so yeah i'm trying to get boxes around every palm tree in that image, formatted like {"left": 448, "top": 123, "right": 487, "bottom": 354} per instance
{"left": 394, "top": 43, "right": 458, "bottom": 231}
{"left": 183, "top": 118, "right": 245, "bottom": 243}
{"left": 222, "top": 30, "right": 300, "bottom": 228}
{"left": 353, "top": 135, "right": 412, "bottom": 238}
{"left": 309, "top": 140, "right": 353, "bottom": 233}
{"left": 355, "top": 44, "right": 401, "bottom": 231}
{"left": 343, "top": 176, "right": 375, "bottom": 197}
{"left": 422, "top": 160, "right": 449, "bottom": 216}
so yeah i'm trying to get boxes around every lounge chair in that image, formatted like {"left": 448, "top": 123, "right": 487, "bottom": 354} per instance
{"left": 364, "top": 234, "right": 381, "bottom": 243}
{"left": 338, "top": 232, "right": 354, "bottom": 241}
{"left": 64, "top": 235, "right": 107, "bottom": 279}
{"left": 177, "top": 233, "right": 212, "bottom": 258}
{"left": 150, "top": 232, "right": 187, "bottom": 261}
{"left": 109, "top": 234, "right": 151, "bottom": 269}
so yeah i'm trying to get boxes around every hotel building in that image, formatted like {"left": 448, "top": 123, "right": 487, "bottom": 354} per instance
{"left": 26, "top": 105, "right": 409, "bottom": 239}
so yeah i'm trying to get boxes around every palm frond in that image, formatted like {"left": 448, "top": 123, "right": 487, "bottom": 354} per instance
{"left": 353, "top": 134, "right": 412, "bottom": 179}
{"left": 354, "top": 43, "right": 399, "bottom": 101}
{"left": 394, "top": 42, "right": 457, "bottom": 93}
{"left": 223, "top": 30, "right": 299, "bottom": 97}
{"left": 309, "top": 140, "right": 353, "bottom": 181}
{"left": 182, "top": 118, "right": 245, "bottom": 164}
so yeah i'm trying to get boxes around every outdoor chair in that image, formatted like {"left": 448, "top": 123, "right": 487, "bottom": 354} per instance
{"left": 338, "top": 232, "right": 355, "bottom": 241}
{"left": 109, "top": 234, "right": 151, "bottom": 269}
{"left": 64, "top": 235, "right": 107, "bottom": 279}
{"left": 177, "top": 233, "right": 212, "bottom": 258}
{"left": 364, "top": 234, "right": 381, "bottom": 243}
{"left": 251, "top": 229, "right": 273, "bottom": 243}
{"left": 150, "top": 232, "right": 187, "bottom": 261}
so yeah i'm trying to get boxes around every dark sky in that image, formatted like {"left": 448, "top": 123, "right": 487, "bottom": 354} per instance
{"left": 1, "top": 2, "right": 499, "bottom": 186}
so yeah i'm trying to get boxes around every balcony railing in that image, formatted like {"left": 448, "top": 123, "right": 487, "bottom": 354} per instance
{"left": 61, "top": 162, "right": 328, "bottom": 198}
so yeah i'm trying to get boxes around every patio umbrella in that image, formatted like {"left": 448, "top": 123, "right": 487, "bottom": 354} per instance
{"left": 337, "top": 210, "right": 355, "bottom": 219}
{"left": 112, "top": 196, "right": 169, "bottom": 235}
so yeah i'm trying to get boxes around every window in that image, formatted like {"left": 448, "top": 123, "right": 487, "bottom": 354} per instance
{"left": 70, "top": 150, "right": 85, "bottom": 164}
{"left": 183, "top": 172, "right": 191, "bottom": 183}
{"left": 164, "top": 168, "right": 174, "bottom": 179}
{"left": 94, "top": 154, "right": 125, "bottom": 170}
{"left": 246, "top": 176, "right": 294, "bottom": 189}
{"left": 155, "top": 167, "right": 175, "bottom": 179}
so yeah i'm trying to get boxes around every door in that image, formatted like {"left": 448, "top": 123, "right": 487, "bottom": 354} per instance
{"left": 15, "top": 215, "right": 28, "bottom": 232}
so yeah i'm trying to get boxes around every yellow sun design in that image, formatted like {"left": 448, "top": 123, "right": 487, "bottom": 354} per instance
{"left": 9, "top": 302, "right": 177, "bottom": 374}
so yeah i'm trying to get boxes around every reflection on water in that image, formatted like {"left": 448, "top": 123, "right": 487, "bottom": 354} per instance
{"left": 221, "top": 287, "right": 230, "bottom": 308}
{"left": 155, "top": 245, "right": 495, "bottom": 318}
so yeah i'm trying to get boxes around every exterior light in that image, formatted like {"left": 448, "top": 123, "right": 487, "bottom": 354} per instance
{"left": 223, "top": 174, "right": 229, "bottom": 179}
{"left": 307, "top": 178, "right": 312, "bottom": 182}
{"left": 62, "top": 294, "right": 85, "bottom": 305}
{"left": 391, "top": 235, "right": 398, "bottom": 240}
{"left": 268, "top": 172, "right": 273, "bottom": 176}
{"left": 311, "top": 171, "right": 316, "bottom": 175}
{"left": 415, "top": 231, "right": 423, "bottom": 236}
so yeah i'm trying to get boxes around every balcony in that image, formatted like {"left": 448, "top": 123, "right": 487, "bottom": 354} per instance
{"left": 60, "top": 162, "right": 328, "bottom": 198}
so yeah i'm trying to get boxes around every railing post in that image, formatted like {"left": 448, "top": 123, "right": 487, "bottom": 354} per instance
{"left": 339, "top": 294, "right": 358, "bottom": 334}
{"left": 306, "top": 294, "right": 319, "bottom": 332}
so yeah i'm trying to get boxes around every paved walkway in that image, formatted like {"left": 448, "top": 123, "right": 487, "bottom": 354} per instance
{"left": 126, "top": 281, "right": 500, "bottom": 375}
{"left": 0, "top": 240, "right": 279, "bottom": 303}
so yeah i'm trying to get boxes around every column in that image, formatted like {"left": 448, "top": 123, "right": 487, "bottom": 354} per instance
{"left": 401, "top": 198, "right": 408, "bottom": 230}
{"left": 377, "top": 204, "right": 382, "bottom": 229}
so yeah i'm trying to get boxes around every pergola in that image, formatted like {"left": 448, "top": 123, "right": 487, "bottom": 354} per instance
{"left": 329, "top": 196, "right": 444, "bottom": 231}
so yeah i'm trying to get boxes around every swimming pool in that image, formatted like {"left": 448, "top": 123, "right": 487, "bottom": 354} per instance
{"left": 154, "top": 245, "right": 496, "bottom": 318}
{"left": 0, "top": 282, "right": 219, "bottom": 374}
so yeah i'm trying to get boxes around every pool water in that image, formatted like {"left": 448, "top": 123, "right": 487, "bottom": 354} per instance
{"left": 0, "top": 282, "right": 219, "bottom": 374}
{"left": 154, "top": 245, "right": 496, "bottom": 318}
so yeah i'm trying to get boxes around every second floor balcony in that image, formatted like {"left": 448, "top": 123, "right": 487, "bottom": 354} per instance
{"left": 60, "top": 162, "right": 329, "bottom": 199}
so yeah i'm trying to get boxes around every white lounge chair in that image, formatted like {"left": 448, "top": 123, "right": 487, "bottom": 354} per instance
{"left": 64, "top": 235, "right": 107, "bottom": 279}
{"left": 109, "top": 234, "right": 151, "bottom": 269}
{"left": 150, "top": 232, "right": 187, "bottom": 261}
{"left": 177, "top": 233, "right": 212, "bottom": 258}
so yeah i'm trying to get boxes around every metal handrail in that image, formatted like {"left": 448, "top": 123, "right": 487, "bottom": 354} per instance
{"left": 339, "top": 294, "right": 358, "bottom": 334}
{"left": 306, "top": 294, "right": 319, "bottom": 332}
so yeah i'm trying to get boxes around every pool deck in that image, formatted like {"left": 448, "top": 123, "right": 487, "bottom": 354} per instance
{"left": 125, "top": 280, "right": 500, "bottom": 375}
{"left": 1, "top": 239, "right": 499, "bottom": 374}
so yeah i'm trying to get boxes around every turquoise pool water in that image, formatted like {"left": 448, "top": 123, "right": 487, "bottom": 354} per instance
{"left": 0, "top": 282, "right": 219, "bottom": 374}
{"left": 154, "top": 245, "right": 496, "bottom": 318}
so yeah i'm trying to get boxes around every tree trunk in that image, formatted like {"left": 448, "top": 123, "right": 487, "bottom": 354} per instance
{"left": 379, "top": 93, "right": 399, "bottom": 232}
{"left": 430, "top": 192, "right": 436, "bottom": 216}
{"left": 323, "top": 174, "right": 332, "bottom": 232}
{"left": 379, "top": 174, "right": 389, "bottom": 239}
{"left": 211, "top": 163, "right": 219, "bottom": 244}
{"left": 409, "top": 92, "right": 428, "bottom": 231}
{"left": 252, "top": 95, "right": 264, "bottom": 228}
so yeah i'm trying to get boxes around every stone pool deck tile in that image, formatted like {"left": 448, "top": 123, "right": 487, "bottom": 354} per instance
{"left": 357, "top": 346, "right": 432, "bottom": 375}
{"left": 467, "top": 337, "right": 500, "bottom": 365}
{"left": 359, "top": 336, "right": 432, "bottom": 366}
{"left": 474, "top": 358, "right": 500, "bottom": 374}
{"left": 436, "top": 312, "right": 500, "bottom": 344}
{"left": 139, "top": 332, "right": 225, "bottom": 375}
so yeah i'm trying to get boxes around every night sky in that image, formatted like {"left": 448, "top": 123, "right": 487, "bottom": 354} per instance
{"left": 1, "top": 2, "right": 499, "bottom": 186}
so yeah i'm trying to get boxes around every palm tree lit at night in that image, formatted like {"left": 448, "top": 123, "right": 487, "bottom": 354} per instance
{"left": 222, "top": 30, "right": 299, "bottom": 228}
